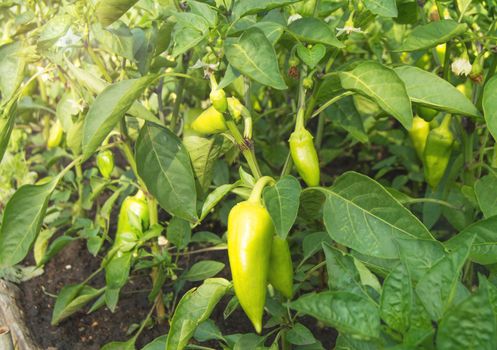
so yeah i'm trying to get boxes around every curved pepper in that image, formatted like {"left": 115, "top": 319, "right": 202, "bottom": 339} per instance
{"left": 114, "top": 190, "right": 150, "bottom": 248}
{"left": 423, "top": 115, "right": 454, "bottom": 188}
{"left": 97, "top": 150, "right": 115, "bottom": 179}
{"left": 268, "top": 236, "right": 293, "bottom": 299}
{"left": 191, "top": 106, "right": 227, "bottom": 135}
{"left": 408, "top": 116, "right": 430, "bottom": 160}
{"left": 47, "top": 120, "right": 64, "bottom": 149}
{"left": 227, "top": 177, "right": 275, "bottom": 333}
{"left": 289, "top": 109, "right": 320, "bottom": 187}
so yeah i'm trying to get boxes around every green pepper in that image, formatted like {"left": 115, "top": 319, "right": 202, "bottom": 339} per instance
{"left": 47, "top": 120, "right": 63, "bottom": 149}
{"left": 268, "top": 236, "right": 293, "bottom": 299}
{"left": 408, "top": 116, "right": 430, "bottom": 160}
{"left": 210, "top": 88, "right": 228, "bottom": 113}
{"left": 228, "top": 177, "right": 275, "bottom": 333}
{"left": 227, "top": 97, "right": 244, "bottom": 123}
{"left": 191, "top": 106, "right": 227, "bottom": 135}
{"left": 97, "top": 150, "right": 115, "bottom": 179}
{"left": 182, "top": 108, "right": 203, "bottom": 138}
{"left": 114, "top": 190, "right": 150, "bottom": 248}
{"left": 417, "top": 105, "right": 439, "bottom": 122}
{"left": 423, "top": 115, "right": 454, "bottom": 188}
{"left": 289, "top": 109, "right": 320, "bottom": 187}
{"left": 95, "top": 0, "right": 139, "bottom": 27}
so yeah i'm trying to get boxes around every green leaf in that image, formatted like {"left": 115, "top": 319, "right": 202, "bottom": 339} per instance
{"left": 323, "top": 172, "right": 433, "bottom": 259}
{"left": 436, "top": 278, "right": 497, "bottom": 350}
{"left": 135, "top": 123, "right": 197, "bottom": 221}
{"left": 233, "top": 0, "right": 298, "bottom": 18}
{"left": 141, "top": 335, "right": 167, "bottom": 350}
{"left": 415, "top": 237, "right": 473, "bottom": 320}
{"left": 166, "top": 278, "right": 230, "bottom": 350}
{"left": 323, "top": 243, "right": 369, "bottom": 297}
{"left": 483, "top": 75, "right": 497, "bottom": 141}
{"left": 93, "top": 23, "right": 135, "bottom": 61}
{"left": 474, "top": 174, "right": 497, "bottom": 218}
{"left": 101, "top": 338, "right": 136, "bottom": 350}
{"left": 52, "top": 284, "right": 104, "bottom": 325}
{"left": 0, "top": 178, "right": 59, "bottom": 267}
{"left": 37, "top": 14, "right": 71, "bottom": 49}
{"left": 0, "top": 42, "right": 26, "bottom": 102}
{"left": 225, "top": 28, "right": 287, "bottom": 90}
{"left": 396, "top": 238, "right": 446, "bottom": 281}
{"left": 396, "top": 20, "right": 467, "bottom": 52}
{"left": 183, "top": 134, "right": 224, "bottom": 195}
{"left": 82, "top": 75, "right": 157, "bottom": 160}
{"left": 445, "top": 216, "right": 497, "bottom": 265}
{"left": 302, "top": 232, "right": 332, "bottom": 262}
{"left": 171, "top": 26, "right": 205, "bottom": 57}
{"left": 324, "top": 96, "right": 368, "bottom": 143}
{"left": 395, "top": 65, "right": 479, "bottom": 118}
{"left": 193, "top": 319, "right": 224, "bottom": 342}
{"left": 105, "top": 251, "right": 132, "bottom": 290}
{"left": 296, "top": 44, "right": 326, "bottom": 69}
{"left": 380, "top": 263, "right": 412, "bottom": 333}
{"left": 251, "top": 21, "right": 285, "bottom": 45}
{"left": 263, "top": 175, "right": 301, "bottom": 239}
{"left": 288, "top": 17, "right": 344, "bottom": 48}
{"left": 339, "top": 62, "right": 413, "bottom": 129}
{"left": 290, "top": 292, "right": 380, "bottom": 338}
{"left": 95, "top": 0, "right": 139, "bottom": 27}
{"left": 286, "top": 323, "right": 317, "bottom": 346}
{"left": 181, "top": 261, "right": 225, "bottom": 282}
{"left": 166, "top": 217, "right": 192, "bottom": 250}
{"left": 363, "top": 0, "right": 397, "bottom": 17}
{"left": 200, "top": 182, "right": 240, "bottom": 221}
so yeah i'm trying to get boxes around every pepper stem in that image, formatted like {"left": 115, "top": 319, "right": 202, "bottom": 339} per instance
{"left": 295, "top": 108, "right": 305, "bottom": 132}
{"left": 248, "top": 176, "right": 275, "bottom": 204}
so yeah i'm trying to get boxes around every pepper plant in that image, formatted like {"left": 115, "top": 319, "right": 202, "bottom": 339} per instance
{"left": 1, "top": 0, "right": 497, "bottom": 349}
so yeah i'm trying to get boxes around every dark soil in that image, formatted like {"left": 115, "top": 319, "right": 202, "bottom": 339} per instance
{"left": 19, "top": 237, "right": 337, "bottom": 349}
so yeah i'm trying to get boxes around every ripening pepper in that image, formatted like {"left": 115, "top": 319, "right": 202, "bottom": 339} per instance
{"left": 289, "top": 110, "right": 320, "bottom": 186}
{"left": 227, "top": 97, "right": 244, "bottom": 123}
{"left": 417, "top": 105, "right": 438, "bottom": 122}
{"left": 436, "top": 44, "right": 446, "bottom": 64}
{"left": 191, "top": 106, "right": 227, "bottom": 135}
{"left": 47, "top": 120, "right": 64, "bottom": 149}
{"left": 114, "top": 190, "right": 150, "bottom": 248}
{"left": 97, "top": 150, "right": 114, "bottom": 179}
{"left": 268, "top": 236, "right": 293, "bottom": 299}
{"left": 95, "top": 0, "right": 139, "bottom": 27}
{"left": 423, "top": 115, "right": 454, "bottom": 188}
{"left": 210, "top": 88, "right": 228, "bottom": 113}
{"left": 408, "top": 116, "right": 430, "bottom": 160}
{"left": 228, "top": 177, "right": 275, "bottom": 333}
{"left": 182, "top": 108, "right": 203, "bottom": 138}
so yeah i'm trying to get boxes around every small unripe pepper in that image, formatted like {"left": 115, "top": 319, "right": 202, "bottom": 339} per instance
{"left": 191, "top": 106, "right": 227, "bottom": 135}
{"left": 289, "top": 109, "right": 320, "bottom": 187}
{"left": 182, "top": 108, "right": 203, "bottom": 138}
{"left": 97, "top": 150, "right": 114, "bottom": 178}
{"left": 423, "top": 115, "right": 454, "bottom": 188}
{"left": 408, "top": 116, "right": 430, "bottom": 160}
{"left": 228, "top": 177, "right": 275, "bottom": 333}
{"left": 417, "top": 105, "right": 438, "bottom": 122}
{"left": 47, "top": 120, "right": 64, "bottom": 149}
{"left": 114, "top": 190, "right": 150, "bottom": 248}
{"left": 268, "top": 236, "right": 293, "bottom": 299}
{"left": 210, "top": 88, "right": 228, "bottom": 113}
{"left": 227, "top": 97, "right": 244, "bottom": 123}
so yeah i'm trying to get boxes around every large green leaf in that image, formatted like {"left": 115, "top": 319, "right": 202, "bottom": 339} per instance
{"left": 474, "top": 174, "right": 497, "bottom": 218}
{"left": 135, "top": 123, "right": 197, "bottom": 222}
{"left": 263, "top": 175, "right": 301, "bottom": 239}
{"left": 0, "top": 177, "right": 59, "bottom": 267}
{"left": 166, "top": 278, "right": 230, "bottom": 350}
{"left": 415, "top": 238, "right": 472, "bottom": 320}
{"left": 380, "top": 263, "right": 412, "bottom": 333}
{"left": 290, "top": 292, "right": 380, "bottom": 339}
{"left": 339, "top": 62, "right": 413, "bottom": 129}
{"left": 396, "top": 238, "right": 446, "bottom": 281}
{"left": 288, "top": 17, "right": 344, "bottom": 48}
{"left": 396, "top": 20, "right": 467, "bottom": 52}
{"left": 232, "top": 0, "right": 298, "bottom": 18}
{"left": 445, "top": 216, "right": 497, "bottom": 265}
{"left": 82, "top": 75, "right": 157, "bottom": 160}
{"left": 436, "top": 278, "right": 497, "bottom": 350}
{"left": 52, "top": 284, "right": 104, "bottom": 325}
{"left": 224, "top": 28, "right": 287, "bottom": 90}
{"left": 483, "top": 75, "right": 497, "bottom": 141}
{"left": 0, "top": 99, "right": 17, "bottom": 162}
{"left": 363, "top": 0, "right": 397, "bottom": 17}
{"left": 0, "top": 42, "right": 26, "bottom": 102}
{"left": 395, "top": 65, "right": 479, "bottom": 118}
{"left": 323, "top": 172, "right": 433, "bottom": 259}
